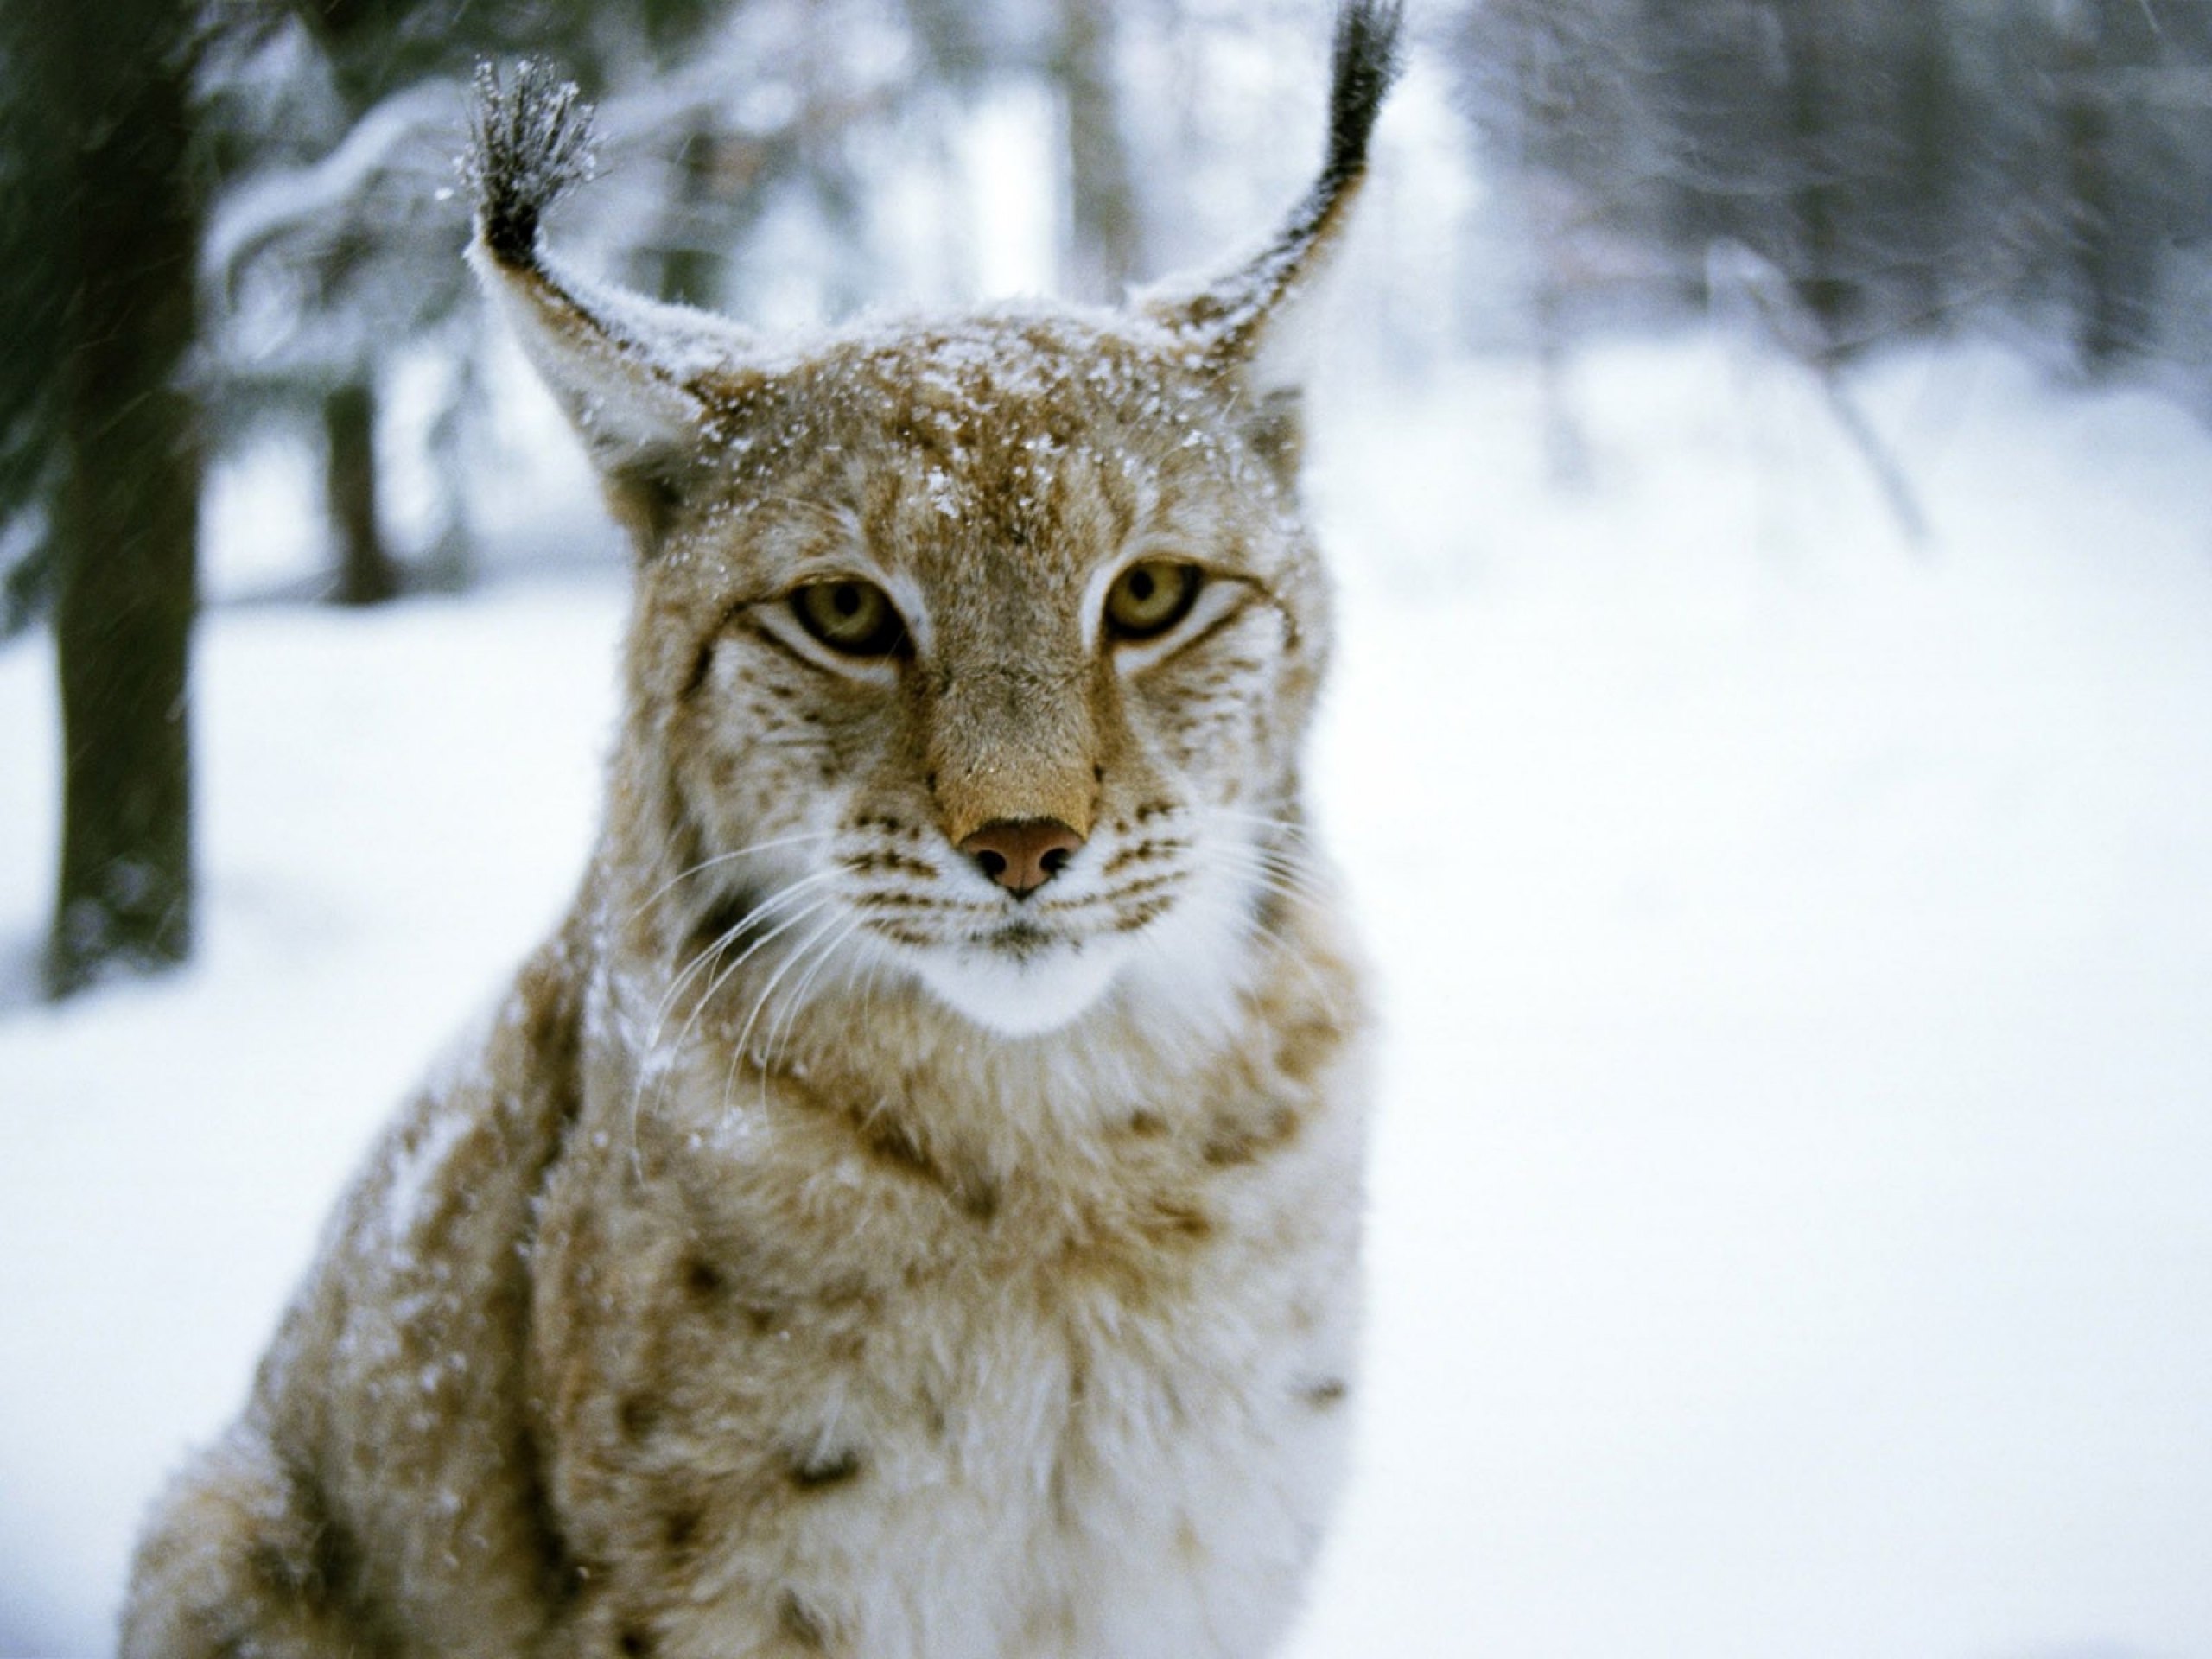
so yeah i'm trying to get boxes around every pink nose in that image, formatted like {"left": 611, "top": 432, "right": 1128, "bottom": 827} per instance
{"left": 959, "top": 818, "right": 1084, "bottom": 896}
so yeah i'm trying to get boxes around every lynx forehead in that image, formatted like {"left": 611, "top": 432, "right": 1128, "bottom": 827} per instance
{"left": 122, "top": 6, "right": 1400, "bottom": 1656}
{"left": 662, "top": 317, "right": 1310, "bottom": 664}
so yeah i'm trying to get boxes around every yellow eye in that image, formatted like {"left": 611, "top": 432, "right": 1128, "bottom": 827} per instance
{"left": 1103, "top": 560, "right": 1201, "bottom": 641}
{"left": 791, "top": 580, "right": 906, "bottom": 658}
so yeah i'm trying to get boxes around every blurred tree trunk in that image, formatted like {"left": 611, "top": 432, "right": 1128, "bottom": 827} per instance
{"left": 323, "top": 378, "right": 398, "bottom": 607}
{"left": 903, "top": 0, "right": 987, "bottom": 83}
{"left": 2061, "top": 2, "right": 2154, "bottom": 372}
{"left": 1053, "top": 0, "right": 1142, "bottom": 302}
{"left": 41, "top": 0, "right": 205, "bottom": 997}
{"left": 648, "top": 124, "right": 728, "bottom": 308}
{"left": 2062, "top": 32, "right": 2120, "bottom": 367}
{"left": 1776, "top": 0, "right": 1850, "bottom": 342}
{"left": 1896, "top": 0, "right": 1958, "bottom": 325}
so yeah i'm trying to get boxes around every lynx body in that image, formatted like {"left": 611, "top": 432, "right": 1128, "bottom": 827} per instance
{"left": 122, "top": 8, "right": 1400, "bottom": 1655}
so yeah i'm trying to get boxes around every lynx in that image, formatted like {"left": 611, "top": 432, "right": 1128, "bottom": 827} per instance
{"left": 121, "top": 6, "right": 1400, "bottom": 1655}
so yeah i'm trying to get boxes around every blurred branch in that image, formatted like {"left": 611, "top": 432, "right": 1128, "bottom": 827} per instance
{"left": 1708, "top": 240, "right": 1930, "bottom": 555}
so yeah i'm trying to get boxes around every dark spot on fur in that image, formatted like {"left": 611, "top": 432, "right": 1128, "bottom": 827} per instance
{"left": 514, "top": 1421, "right": 583, "bottom": 1605}
{"left": 789, "top": 1446, "right": 863, "bottom": 1491}
{"left": 1243, "top": 389, "right": 1306, "bottom": 484}
{"left": 1274, "top": 1014, "right": 1344, "bottom": 1087}
{"left": 957, "top": 1175, "right": 1001, "bottom": 1224}
{"left": 681, "top": 632, "right": 721, "bottom": 702}
{"left": 682, "top": 1256, "right": 725, "bottom": 1300}
{"left": 688, "top": 887, "right": 766, "bottom": 965}
{"left": 860, "top": 1114, "right": 932, "bottom": 1175}
{"left": 1302, "top": 1377, "right": 1351, "bottom": 1409}
{"left": 852, "top": 1111, "right": 999, "bottom": 1224}
{"left": 518, "top": 945, "right": 587, "bottom": 1115}
{"left": 1148, "top": 1200, "right": 1214, "bottom": 1243}
{"left": 1111, "top": 898, "right": 1174, "bottom": 933}
{"left": 664, "top": 1503, "right": 703, "bottom": 1552}
{"left": 236, "top": 1468, "right": 356, "bottom": 1612}
{"left": 311, "top": 1515, "right": 357, "bottom": 1602}
{"left": 779, "top": 1591, "right": 830, "bottom": 1650}
{"left": 1103, "top": 839, "right": 1186, "bottom": 876}
{"left": 1174, "top": 1517, "right": 1207, "bottom": 1562}
{"left": 1252, "top": 878, "right": 1290, "bottom": 943}
{"left": 619, "top": 1395, "right": 661, "bottom": 1441}
{"left": 1047, "top": 1458, "right": 1076, "bottom": 1532}
{"left": 1202, "top": 1103, "right": 1303, "bottom": 1168}
{"left": 850, "top": 891, "right": 960, "bottom": 913}
{"left": 1127, "top": 1110, "right": 1167, "bottom": 1138}
{"left": 613, "top": 462, "right": 689, "bottom": 560}
{"left": 847, "top": 849, "right": 939, "bottom": 880}
{"left": 244, "top": 1535, "right": 319, "bottom": 1605}
{"left": 618, "top": 1628, "right": 654, "bottom": 1657}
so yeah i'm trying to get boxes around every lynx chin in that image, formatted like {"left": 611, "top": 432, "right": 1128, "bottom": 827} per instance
{"left": 122, "top": 5, "right": 1402, "bottom": 1654}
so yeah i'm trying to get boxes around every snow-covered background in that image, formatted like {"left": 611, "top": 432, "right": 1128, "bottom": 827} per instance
{"left": 5, "top": 318, "right": 2209, "bottom": 1656}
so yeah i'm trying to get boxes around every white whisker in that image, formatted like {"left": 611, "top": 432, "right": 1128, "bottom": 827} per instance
{"left": 761, "top": 915, "right": 868, "bottom": 1085}
{"left": 626, "top": 829, "right": 840, "bottom": 925}
{"left": 627, "top": 880, "right": 842, "bottom": 1180}
{"left": 645, "top": 868, "right": 843, "bottom": 1050}
{"left": 1206, "top": 840, "right": 1335, "bottom": 911}
{"left": 727, "top": 910, "right": 851, "bottom": 1102}
{"left": 1173, "top": 878, "right": 1338, "bottom": 1011}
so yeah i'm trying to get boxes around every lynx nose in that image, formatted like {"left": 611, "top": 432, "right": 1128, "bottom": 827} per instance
{"left": 960, "top": 818, "right": 1084, "bottom": 897}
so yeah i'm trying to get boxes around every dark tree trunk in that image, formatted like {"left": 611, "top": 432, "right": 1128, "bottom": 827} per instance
{"left": 1777, "top": 0, "right": 1851, "bottom": 342}
{"left": 2060, "top": 6, "right": 2154, "bottom": 372}
{"left": 42, "top": 1, "right": 205, "bottom": 998}
{"left": 1054, "top": 0, "right": 1142, "bottom": 302}
{"left": 324, "top": 378, "right": 397, "bottom": 607}
{"left": 1896, "top": 2, "right": 1959, "bottom": 325}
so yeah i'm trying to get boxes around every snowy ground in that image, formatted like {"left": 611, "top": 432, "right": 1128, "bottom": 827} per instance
{"left": 3, "top": 332, "right": 2209, "bottom": 1656}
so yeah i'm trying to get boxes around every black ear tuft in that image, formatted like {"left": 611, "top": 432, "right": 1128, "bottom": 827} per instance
{"left": 1322, "top": 1, "right": 1408, "bottom": 199}
{"left": 1139, "top": 1, "right": 1405, "bottom": 365}
{"left": 462, "top": 60, "right": 598, "bottom": 269}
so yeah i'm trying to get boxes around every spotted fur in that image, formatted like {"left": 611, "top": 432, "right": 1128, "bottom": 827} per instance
{"left": 121, "top": 6, "right": 1400, "bottom": 1655}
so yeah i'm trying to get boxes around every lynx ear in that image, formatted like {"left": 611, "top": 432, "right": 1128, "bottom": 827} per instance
{"left": 1138, "top": 1, "right": 1403, "bottom": 466}
{"left": 463, "top": 63, "right": 753, "bottom": 543}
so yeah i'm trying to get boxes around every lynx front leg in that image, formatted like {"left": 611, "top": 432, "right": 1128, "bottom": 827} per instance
{"left": 120, "top": 1424, "right": 374, "bottom": 1659}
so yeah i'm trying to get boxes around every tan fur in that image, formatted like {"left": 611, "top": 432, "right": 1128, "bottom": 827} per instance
{"left": 123, "top": 13, "right": 1396, "bottom": 1655}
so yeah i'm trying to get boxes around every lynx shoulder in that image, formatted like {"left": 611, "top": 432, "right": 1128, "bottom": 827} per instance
{"left": 122, "top": 6, "right": 1401, "bottom": 1655}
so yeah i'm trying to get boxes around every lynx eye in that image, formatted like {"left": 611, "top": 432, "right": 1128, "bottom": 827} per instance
{"left": 791, "top": 579, "right": 906, "bottom": 658}
{"left": 1103, "top": 560, "right": 1201, "bottom": 642}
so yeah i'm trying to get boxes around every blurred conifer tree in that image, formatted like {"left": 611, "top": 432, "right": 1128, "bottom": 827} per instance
{"left": 0, "top": 0, "right": 208, "bottom": 995}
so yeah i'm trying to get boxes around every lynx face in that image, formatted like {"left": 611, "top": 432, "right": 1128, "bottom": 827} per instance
{"left": 623, "top": 317, "right": 1327, "bottom": 1037}
{"left": 466, "top": 16, "right": 1392, "bottom": 1046}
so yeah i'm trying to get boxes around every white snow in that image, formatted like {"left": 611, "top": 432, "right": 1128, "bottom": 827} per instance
{"left": 4, "top": 330, "right": 2211, "bottom": 1657}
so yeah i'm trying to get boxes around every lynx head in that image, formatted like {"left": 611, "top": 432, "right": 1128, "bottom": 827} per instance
{"left": 465, "top": 4, "right": 1402, "bottom": 1040}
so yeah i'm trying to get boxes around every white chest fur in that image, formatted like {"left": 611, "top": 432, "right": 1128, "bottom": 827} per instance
{"left": 534, "top": 958, "right": 1369, "bottom": 1659}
